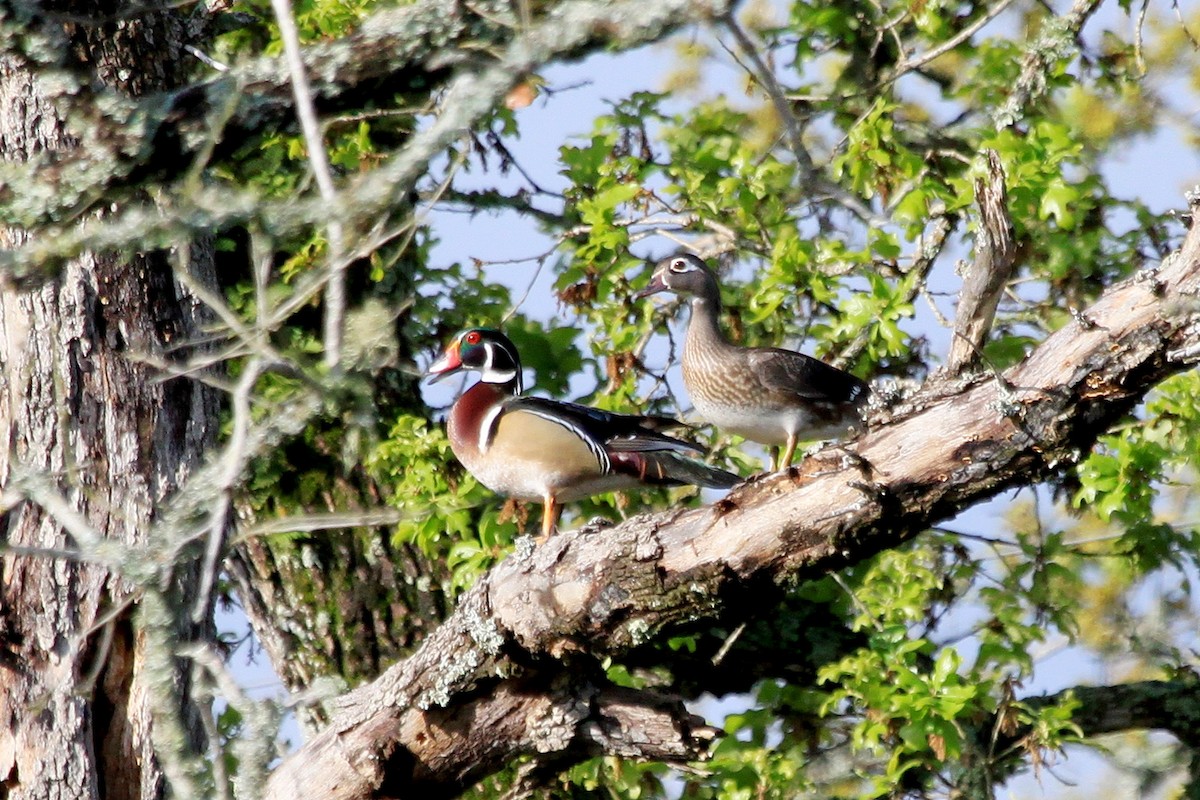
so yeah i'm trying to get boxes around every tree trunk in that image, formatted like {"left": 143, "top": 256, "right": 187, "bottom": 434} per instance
{"left": 0, "top": 12, "right": 219, "bottom": 800}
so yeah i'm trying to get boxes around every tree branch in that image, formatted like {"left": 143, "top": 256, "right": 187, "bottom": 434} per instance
{"left": 266, "top": 613, "right": 721, "bottom": 799}
{"left": 946, "top": 149, "right": 1017, "bottom": 373}
{"left": 992, "top": 0, "right": 1104, "bottom": 129}
{"left": 1056, "top": 679, "right": 1200, "bottom": 744}
{"left": 977, "top": 678, "right": 1200, "bottom": 790}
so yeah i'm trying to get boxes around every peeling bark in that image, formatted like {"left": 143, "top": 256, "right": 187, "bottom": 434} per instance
{"left": 265, "top": 208, "right": 1200, "bottom": 798}
{"left": 947, "top": 149, "right": 1017, "bottom": 373}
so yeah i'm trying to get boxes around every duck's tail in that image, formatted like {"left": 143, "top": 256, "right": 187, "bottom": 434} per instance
{"left": 611, "top": 450, "right": 741, "bottom": 490}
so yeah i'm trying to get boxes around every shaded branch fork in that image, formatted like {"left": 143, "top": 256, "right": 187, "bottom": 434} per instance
{"left": 265, "top": 207, "right": 1200, "bottom": 797}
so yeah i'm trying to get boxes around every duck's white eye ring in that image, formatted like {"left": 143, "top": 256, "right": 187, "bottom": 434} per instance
{"left": 669, "top": 258, "right": 690, "bottom": 273}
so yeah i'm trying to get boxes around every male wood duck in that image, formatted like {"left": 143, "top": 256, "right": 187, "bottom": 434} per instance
{"left": 637, "top": 253, "right": 869, "bottom": 471}
{"left": 426, "top": 327, "right": 740, "bottom": 540}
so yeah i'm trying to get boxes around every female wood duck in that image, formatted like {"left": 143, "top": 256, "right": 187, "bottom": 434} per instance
{"left": 637, "top": 253, "right": 869, "bottom": 471}
{"left": 426, "top": 327, "right": 740, "bottom": 540}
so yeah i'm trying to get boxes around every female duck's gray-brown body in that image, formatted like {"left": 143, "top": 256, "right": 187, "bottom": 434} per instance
{"left": 426, "top": 327, "right": 740, "bottom": 540}
{"left": 638, "top": 253, "right": 869, "bottom": 470}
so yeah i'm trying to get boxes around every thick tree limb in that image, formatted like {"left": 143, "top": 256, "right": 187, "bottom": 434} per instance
{"left": 977, "top": 678, "right": 1200, "bottom": 790}
{"left": 947, "top": 149, "right": 1017, "bottom": 373}
{"left": 268, "top": 668, "right": 718, "bottom": 800}
{"left": 1042, "top": 679, "right": 1200, "bottom": 744}
{"left": 264, "top": 201, "right": 1200, "bottom": 797}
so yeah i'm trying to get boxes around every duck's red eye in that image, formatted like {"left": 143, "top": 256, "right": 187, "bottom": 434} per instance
{"left": 464, "top": 331, "right": 481, "bottom": 345}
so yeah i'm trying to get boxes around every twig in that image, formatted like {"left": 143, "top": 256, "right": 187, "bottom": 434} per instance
{"left": 192, "top": 358, "right": 265, "bottom": 622}
{"left": 7, "top": 468, "right": 122, "bottom": 562}
{"left": 182, "top": 641, "right": 283, "bottom": 799}
{"left": 75, "top": 594, "right": 140, "bottom": 698}
{"left": 253, "top": 232, "right": 272, "bottom": 346}
{"left": 886, "top": 0, "right": 1018, "bottom": 80}
{"left": 501, "top": 254, "right": 549, "bottom": 322}
{"left": 194, "top": 679, "right": 232, "bottom": 800}
{"left": 711, "top": 622, "right": 746, "bottom": 666}
{"left": 1170, "top": 0, "right": 1200, "bottom": 51}
{"left": 1133, "top": 0, "right": 1149, "bottom": 75}
{"left": 714, "top": 13, "right": 883, "bottom": 226}
{"left": 992, "top": 0, "right": 1103, "bottom": 129}
{"left": 184, "top": 44, "right": 230, "bottom": 73}
{"left": 268, "top": 0, "right": 347, "bottom": 370}
{"left": 831, "top": 211, "right": 955, "bottom": 369}
{"left": 720, "top": 13, "right": 816, "bottom": 188}
{"left": 232, "top": 508, "right": 406, "bottom": 540}
{"left": 832, "top": 573, "right": 884, "bottom": 633}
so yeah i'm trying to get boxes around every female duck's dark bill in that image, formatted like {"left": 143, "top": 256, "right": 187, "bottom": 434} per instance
{"left": 635, "top": 269, "right": 669, "bottom": 299}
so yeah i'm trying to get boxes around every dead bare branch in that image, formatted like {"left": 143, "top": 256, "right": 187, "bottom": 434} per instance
{"left": 946, "top": 149, "right": 1017, "bottom": 373}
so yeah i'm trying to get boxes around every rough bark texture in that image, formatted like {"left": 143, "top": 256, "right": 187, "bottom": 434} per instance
{"left": 0, "top": 9, "right": 219, "bottom": 800}
{"left": 265, "top": 206, "right": 1200, "bottom": 799}
{"left": 947, "top": 149, "right": 1017, "bottom": 373}
{"left": 270, "top": 669, "right": 719, "bottom": 800}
